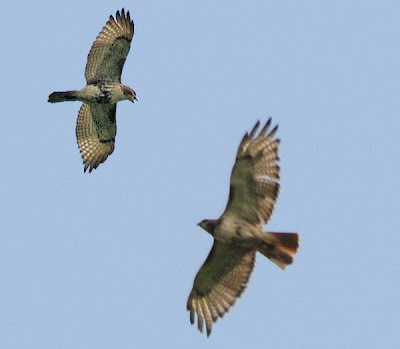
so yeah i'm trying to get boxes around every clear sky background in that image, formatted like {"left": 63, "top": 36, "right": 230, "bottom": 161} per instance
{"left": 1, "top": 1, "right": 399, "bottom": 348}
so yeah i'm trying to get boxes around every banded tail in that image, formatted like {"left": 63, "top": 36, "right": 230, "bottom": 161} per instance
{"left": 258, "top": 232, "right": 300, "bottom": 269}
{"left": 48, "top": 91, "right": 78, "bottom": 103}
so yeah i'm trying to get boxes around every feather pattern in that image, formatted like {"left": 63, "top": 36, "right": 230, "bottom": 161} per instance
{"left": 85, "top": 9, "right": 134, "bottom": 83}
{"left": 187, "top": 119, "right": 299, "bottom": 336}
{"left": 187, "top": 242, "right": 255, "bottom": 337}
{"left": 224, "top": 118, "right": 281, "bottom": 225}
{"left": 75, "top": 103, "right": 116, "bottom": 173}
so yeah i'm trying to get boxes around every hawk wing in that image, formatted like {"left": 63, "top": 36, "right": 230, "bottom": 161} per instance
{"left": 75, "top": 103, "right": 117, "bottom": 173}
{"left": 223, "top": 118, "right": 281, "bottom": 226}
{"left": 187, "top": 241, "right": 255, "bottom": 337}
{"left": 85, "top": 9, "right": 134, "bottom": 84}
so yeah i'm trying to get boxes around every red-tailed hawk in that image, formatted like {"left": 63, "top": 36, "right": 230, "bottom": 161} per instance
{"left": 48, "top": 9, "right": 137, "bottom": 173}
{"left": 187, "top": 119, "right": 299, "bottom": 336}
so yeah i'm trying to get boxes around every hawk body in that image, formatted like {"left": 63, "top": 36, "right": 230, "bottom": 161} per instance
{"left": 48, "top": 9, "right": 137, "bottom": 172}
{"left": 187, "top": 119, "right": 300, "bottom": 336}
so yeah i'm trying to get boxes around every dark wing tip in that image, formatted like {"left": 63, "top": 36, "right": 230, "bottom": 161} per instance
{"left": 207, "top": 327, "right": 212, "bottom": 337}
{"left": 190, "top": 314, "right": 194, "bottom": 325}
{"left": 267, "top": 124, "right": 279, "bottom": 139}
{"left": 259, "top": 118, "right": 272, "bottom": 136}
{"left": 117, "top": 8, "right": 130, "bottom": 21}
{"left": 197, "top": 316, "right": 204, "bottom": 333}
{"left": 249, "top": 120, "right": 261, "bottom": 138}
{"left": 240, "top": 131, "right": 249, "bottom": 143}
{"left": 83, "top": 163, "right": 95, "bottom": 173}
{"left": 115, "top": 8, "right": 133, "bottom": 34}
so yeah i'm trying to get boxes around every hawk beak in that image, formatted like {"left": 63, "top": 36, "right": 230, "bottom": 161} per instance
{"left": 133, "top": 96, "right": 138, "bottom": 103}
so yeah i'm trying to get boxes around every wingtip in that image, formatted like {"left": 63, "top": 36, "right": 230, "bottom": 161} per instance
{"left": 189, "top": 311, "right": 195, "bottom": 325}
{"left": 197, "top": 318, "right": 203, "bottom": 334}
{"left": 268, "top": 124, "right": 279, "bottom": 139}
{"left": 83, "top": 164, "right": 92, "bottom": 173}
{"left": 259, "top": 118, "right": 272, "bottom": 136}
{"left": 249, "top": 120, "right": 261, "bottom": 138}
{"left": 115, "top": 8, "right": 133, "bottom": 30}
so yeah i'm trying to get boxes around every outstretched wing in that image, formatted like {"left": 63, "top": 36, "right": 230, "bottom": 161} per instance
{"left": 223, "top": 118, "right": 281, "bottom": 226}
{"left": 187, "top": 241, "right": 255, "bottom": 337}
{"left": 85, "top": 9, "right": 134, "bottom": 84}
{"left": 75, "top": 103, "right": 117, "bottom": 173}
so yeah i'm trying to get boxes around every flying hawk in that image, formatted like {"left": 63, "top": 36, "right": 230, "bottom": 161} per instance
{"left": 48, "top": 9, "right": 137, "bottom": 172}
{"left": 187, "top": 119, "right": 299, "bottom": 336}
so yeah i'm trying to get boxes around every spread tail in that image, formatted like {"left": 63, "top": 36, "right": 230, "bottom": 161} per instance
{"left": 48, "top": 91, "right": 78, "bottom": 103}
{"left": 258, "top": 232, "right": 300, "bottom": 269}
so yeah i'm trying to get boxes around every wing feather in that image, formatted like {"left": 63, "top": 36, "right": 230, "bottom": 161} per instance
{"left": 75, "top": 103, "right": 117, "bottom": 172}
{"left": 85, "top": 9, "right": 134, "bottom": 83}
{"left": 223, "top": 118, "right": 281, "bottom": 225}
{"left": 187, "top": 242, "right": 255, "bottom": 336}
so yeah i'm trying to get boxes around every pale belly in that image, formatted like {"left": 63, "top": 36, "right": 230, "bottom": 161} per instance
{"left": 78, "top": 83, "right": 124, "bottom": 103}
{"left": 214, "top": 216, "right": 261, "bottom": 245}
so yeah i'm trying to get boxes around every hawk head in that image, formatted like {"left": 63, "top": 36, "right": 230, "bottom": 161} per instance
{"left": 197, "top": 219, "right": 219, "bottom": 236}
{"left": 122, "top": 85, "right": 138, "bottom": 103}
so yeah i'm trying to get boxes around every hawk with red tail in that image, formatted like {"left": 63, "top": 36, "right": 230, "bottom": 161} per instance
{"left": 187, "top": 119, "right": 299, "bottom": 336}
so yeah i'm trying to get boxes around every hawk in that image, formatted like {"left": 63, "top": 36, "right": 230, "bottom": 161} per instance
{"left": 48, "top": 9, "right": 137, "bottom": 172}
{"left": 187, "top": 119, "right": 300, "bottom": 336}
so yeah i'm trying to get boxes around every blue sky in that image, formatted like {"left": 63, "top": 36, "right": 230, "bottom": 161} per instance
{"left": 1, "top": 0, "right": 399, "bottom": 348}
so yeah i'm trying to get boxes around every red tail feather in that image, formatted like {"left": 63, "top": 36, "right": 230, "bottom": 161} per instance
{"left": 258, "top": 232, "right": 299, "bottom": 269}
